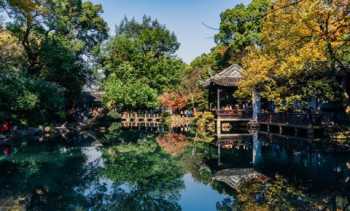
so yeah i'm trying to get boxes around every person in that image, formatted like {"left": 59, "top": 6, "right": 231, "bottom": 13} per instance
{"left": 0, "top": 121, "right": 12, "bottom": 133}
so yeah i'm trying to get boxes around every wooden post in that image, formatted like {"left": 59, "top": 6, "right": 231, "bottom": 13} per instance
{"left": 217, "top": 88, "right": 221, "bottom": 112}
{"left": 216, "top": 87, "right": 221, "bottom": 137}
{"left": 217, "top": 118, "right": 221, "bottom": 137}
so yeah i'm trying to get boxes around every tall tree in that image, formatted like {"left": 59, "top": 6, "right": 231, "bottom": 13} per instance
{"left": 239, "top": 0, "right": 350, "bottom": 109}
{"left": 101, "top": 16, "right": 185, "bottom": 110}
{"left": 2, "top": 0, "right": 109, "bottom": 108}
{"left": 214, "top": 0, "right": 271, "bottom": 68}
{"left": 0, "top": 0, "right": 108, "bottom": 124}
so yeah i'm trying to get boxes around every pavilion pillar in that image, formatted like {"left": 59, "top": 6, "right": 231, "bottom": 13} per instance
{"left": 216, "top": 88, "right": 221, "bottom": 137}
{"left": 252, "top": 88, "right": 261, "bottom": 122}
{"left": 216, "top": 88, "right": 221, "bottom": 111}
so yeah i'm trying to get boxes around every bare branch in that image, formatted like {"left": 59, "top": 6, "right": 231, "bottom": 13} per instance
{"left": 201, "top": 22, "right": 219, "bottom": 31}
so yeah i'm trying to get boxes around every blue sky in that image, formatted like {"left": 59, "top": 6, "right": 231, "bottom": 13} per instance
{"left": 90, "top": 0, "right": 249, "bottom": 63}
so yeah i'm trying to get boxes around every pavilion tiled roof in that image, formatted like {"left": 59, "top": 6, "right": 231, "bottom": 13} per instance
{"left": 203, "top": 64, "right": 243, "bottom": 87}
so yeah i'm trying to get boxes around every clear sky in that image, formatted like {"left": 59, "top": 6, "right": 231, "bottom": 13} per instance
{"left": 90, "top": 0, "right": 250, "bottom": 63}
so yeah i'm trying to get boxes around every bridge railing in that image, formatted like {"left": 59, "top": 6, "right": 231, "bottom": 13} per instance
{"left": 216, "top": 109, "right": 252, "bottom": 119}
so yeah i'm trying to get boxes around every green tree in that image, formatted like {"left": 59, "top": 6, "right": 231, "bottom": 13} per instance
{"left": 100, "top": 16, "right": 185, "bottom": 110}
{"left": 214, "top": 0, "right": 271, "bottom": 67}
{"left": 2, "top": 0, "right": 108, "bottom": 109}
{"left": 175, "top": 0, "right": 271, "bottom": 110}
{"left": 103, "top": 74, "right": 159, "bottom": 110}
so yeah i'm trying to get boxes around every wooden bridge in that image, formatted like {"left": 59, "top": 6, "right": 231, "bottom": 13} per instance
{"left": 121, "top": 112, "right": 192, "bottom": 128}
{"left": 168, "top": 115, "right": 193, "bottom": 128}
{"left": 121, "top": 112, "right": 162, "bottom": 128}
{"left": 213, "top": 168, "right": 268, "bottom": 190}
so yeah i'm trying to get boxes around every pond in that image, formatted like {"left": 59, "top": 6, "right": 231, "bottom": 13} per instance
{"left": 0, "top": 128, "right": 350, "bottom": 210}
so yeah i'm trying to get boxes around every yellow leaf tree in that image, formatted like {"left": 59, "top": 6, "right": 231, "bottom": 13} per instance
{"left": 240, "top": 0, "right": 350, "bottom": 110}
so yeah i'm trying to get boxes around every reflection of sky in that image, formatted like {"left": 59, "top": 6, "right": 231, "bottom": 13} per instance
{"left": 77, "top": 146, "right": 232, "bottom": 210}
{"left": 82, "top": 146, "right": 104, "bottom": 167}
{"left": 179, "top": 173, "right": 232, "bottom": 211}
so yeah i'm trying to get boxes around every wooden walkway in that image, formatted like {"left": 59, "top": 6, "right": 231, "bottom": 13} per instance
{"left": 258, "top": 112, "right": 325, "bottom": 139}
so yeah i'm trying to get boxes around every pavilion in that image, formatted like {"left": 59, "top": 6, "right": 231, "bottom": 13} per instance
{"left": 204, "top": 64, "right": 261, "bottom": 117}
{"left": 204, "top": 64, "right": 261, "bottom": 137}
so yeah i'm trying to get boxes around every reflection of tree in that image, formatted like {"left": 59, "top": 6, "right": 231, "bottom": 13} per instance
{"left": 189, "top": 112, "right": 215, "bottom": 143}
{"left": 0, "top": 144, "right": 91, "bottom": 210}
{"left": 157, "top": 133, "right": 189, "bottom": 156}
{"left": 101, "top": 137, "right": 185, "bottom": 211}
{"left": 99, "top": 122, "right": 159, "bottom": 145}
{"left": 86, "top": 187, "right": 183, "bottom": 211}
{"left": 179, "top": 143, "right": 213, "bottom": 185}
{"left": 232, "top": 175, "right": 350, "bottom": 211}
{"left": 178, "top": 142, "right": 235, "bottom": 198}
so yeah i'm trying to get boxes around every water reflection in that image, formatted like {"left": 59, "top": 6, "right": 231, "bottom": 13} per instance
{"left": 1, "top": 128, "right": 350, "bottom": 210}
{"left": 214, "top": 132, "right": 350, "bottom": 210}
{"left": 0, "top": 133, "right": 232, "bottom": 210}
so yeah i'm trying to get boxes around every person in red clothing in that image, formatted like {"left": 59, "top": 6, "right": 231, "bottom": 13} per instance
{"left": 0, "top": 121, "right": 12, "bottom": 133}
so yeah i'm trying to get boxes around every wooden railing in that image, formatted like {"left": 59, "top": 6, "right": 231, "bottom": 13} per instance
{"left": 121, "top": 112, "right": 162, "bottom": 128}
{"left": 216, "top": 109, "right": 252, "bottom": 119}
{"left": 258, "top": 112, "right": 323, "bottom": 125}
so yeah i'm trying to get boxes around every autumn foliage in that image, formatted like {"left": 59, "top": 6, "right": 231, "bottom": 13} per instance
{"left": 158, "top": 91, "right": 189, "bottom": 111}
{"left": 156, "top": 133, "right": 189, "bottom": 156}
{"left": 239, "top": 0, "right": 350, "bottom": 108}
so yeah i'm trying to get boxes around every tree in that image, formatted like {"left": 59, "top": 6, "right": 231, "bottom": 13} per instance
{"left": 214, "top": 0, "right": 271, "bottom": 67}
{"left": 239, "top": 0, "right": 350, "bottom": 110}
{"left": 100, "top": 16, "right": 185, "bottom": 110}
{"left": 2, "top": 0, "right": 108, "bottom": 109}
{"left": 158, "top": 91, "right": 188, "bottom": 112}
{"left": 0, "top": 29, "right": 23, "bottom": 69}
{"left": 169, "top": 53, "right": 216, "bottom": 111}
{"left": 103, "top": 74, "right": 159, "bottom": 110}
{"left": 116, "top": 16, "right": 180, "bottom": 56}
{"left": 176, "top": 0, "right": 271, "bottom": 110}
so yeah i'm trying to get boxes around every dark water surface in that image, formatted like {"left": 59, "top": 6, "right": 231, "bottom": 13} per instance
{"left": 1, "top": 130, "right": 350, "bottom": 210}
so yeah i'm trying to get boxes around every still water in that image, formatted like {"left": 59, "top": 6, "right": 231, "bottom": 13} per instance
{"left": 0, "top": 128, "right": 350, "bottom": 210}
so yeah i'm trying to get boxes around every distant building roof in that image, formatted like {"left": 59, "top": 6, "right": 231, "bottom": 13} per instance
{"left": 203, "top": 64, "right": 243, "bottom": 87}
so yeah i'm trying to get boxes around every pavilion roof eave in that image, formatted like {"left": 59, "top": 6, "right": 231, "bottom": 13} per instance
{"left": 203, "top": 78, "right": 241, "bottom": 88}
{"left": 203, "top": 64, "right": 243, "bottom": 88}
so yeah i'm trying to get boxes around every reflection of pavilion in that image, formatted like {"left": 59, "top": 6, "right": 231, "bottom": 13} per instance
{"left": 213, "top": 168, "right": 267, "bottom": 190}
{"left": 213, "top": 133, "right": 267, "bottom": 190}
{"left": 215, "top": 133, "right": 262, "bottom": 167}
